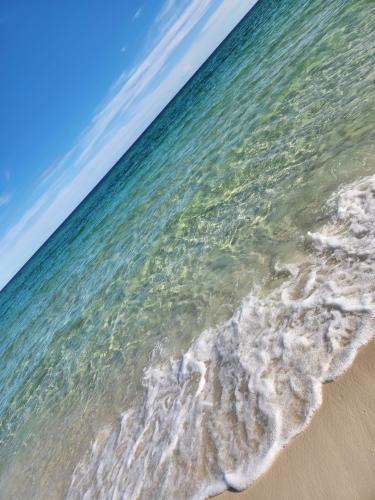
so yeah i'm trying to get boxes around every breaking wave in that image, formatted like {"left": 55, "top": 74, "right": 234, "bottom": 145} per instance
{"left": 67, "top": 175, "right": 375, "bottom": 499}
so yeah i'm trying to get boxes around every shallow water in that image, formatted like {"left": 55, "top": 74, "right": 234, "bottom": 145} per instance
{"left": 0, "top": 0, "right": 374, "bottom": 498}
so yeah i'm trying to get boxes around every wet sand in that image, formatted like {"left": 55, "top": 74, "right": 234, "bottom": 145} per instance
{"left": 217, "top": 338, "right": 375, "bottom": 500}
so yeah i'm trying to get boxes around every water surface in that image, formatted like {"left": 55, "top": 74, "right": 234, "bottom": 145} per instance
{"left": 0, "top": 0, "right": 374, "bottom": 497}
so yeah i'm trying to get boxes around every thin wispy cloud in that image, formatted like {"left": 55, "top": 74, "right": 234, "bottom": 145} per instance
{"left": 38, "top": 157, "right": 64, "bottom": 183}
{"left": 65, "top": 0, "right": 213, "bottom": 170}
{"left": 132, "top": 8, "right": 142, "bottom": 21}
{"left": 202, "top": 0, "right": 257, "bottom": 35}
{"left": 155, "top": 0, "right": 177, "bottom": 26}
{"left": 0, "top": 0, "right": 258, "bottom": 290}
{"left": 0, "top": 193, "right": 12, "bottom": 208}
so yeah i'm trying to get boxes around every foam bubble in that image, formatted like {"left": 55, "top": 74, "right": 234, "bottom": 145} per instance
{"left": 67, "top": 175, "right": 375, "bottom": 500}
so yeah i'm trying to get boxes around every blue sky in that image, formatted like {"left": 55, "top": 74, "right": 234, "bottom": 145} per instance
{"left": 0, "top": 0, "right": 257, "bottom": 290}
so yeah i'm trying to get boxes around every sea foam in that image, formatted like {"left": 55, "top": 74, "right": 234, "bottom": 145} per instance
{"left": 67, "top": 175, "right": 375, "bottom": 499}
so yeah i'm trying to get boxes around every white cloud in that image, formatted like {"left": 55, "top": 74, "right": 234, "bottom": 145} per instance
{"left": 132, "top": 8, "right": 142, "bottom": 21}
{"left": 38, "top": 157, "right": 63, "bottom": 183}
{"left": 0, "top": 0, "right": 259, "bottom": 290}
{"left": 155, "top": 0, "right": 176, "bottom": 25}
{"left": 72, "top": 0, "right": 212, "bottom": 169}
{"left": 0, "top": 193, "right": 12, "bottom": 208}
{"left": 201, "top": 0, "right": 257, "bottom": 35}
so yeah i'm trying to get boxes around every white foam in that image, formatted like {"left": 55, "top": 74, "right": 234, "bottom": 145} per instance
{"left": 67, "top": 175, "right": 375, "bottom": 500}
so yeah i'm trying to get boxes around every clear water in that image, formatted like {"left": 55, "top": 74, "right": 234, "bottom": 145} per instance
{"left": 0, "top": 0, "right": 374, "bottom": 498}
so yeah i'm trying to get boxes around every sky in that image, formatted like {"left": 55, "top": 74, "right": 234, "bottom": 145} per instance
{"left": 0, "top": 0, "right": 258, "bottom": 291}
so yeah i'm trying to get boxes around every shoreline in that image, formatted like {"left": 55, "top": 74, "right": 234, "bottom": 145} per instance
{"left": 217, "top": 337, "right": 375, "bottom": 500}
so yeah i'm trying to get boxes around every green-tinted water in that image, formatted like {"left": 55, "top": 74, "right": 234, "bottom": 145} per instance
{"left": 0, "top": 0, "right": 374, "bottom": 497}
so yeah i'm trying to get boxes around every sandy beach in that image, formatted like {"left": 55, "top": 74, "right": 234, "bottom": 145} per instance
{"left": 218, "top": 338, "right": 375, "bottom": 500}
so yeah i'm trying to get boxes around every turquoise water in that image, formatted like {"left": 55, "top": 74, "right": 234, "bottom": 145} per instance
{"left": 0, "top": 0, "right": 374, "bottom": 498}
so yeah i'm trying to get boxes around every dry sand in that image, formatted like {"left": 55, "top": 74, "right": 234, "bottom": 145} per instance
{"left": 217, "top": 338, "right": 375, "bottom": 500}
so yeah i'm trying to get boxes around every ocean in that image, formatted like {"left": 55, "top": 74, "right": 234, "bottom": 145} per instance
{"left": 0, "top": 0, "right": 374, "bottom": 498}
